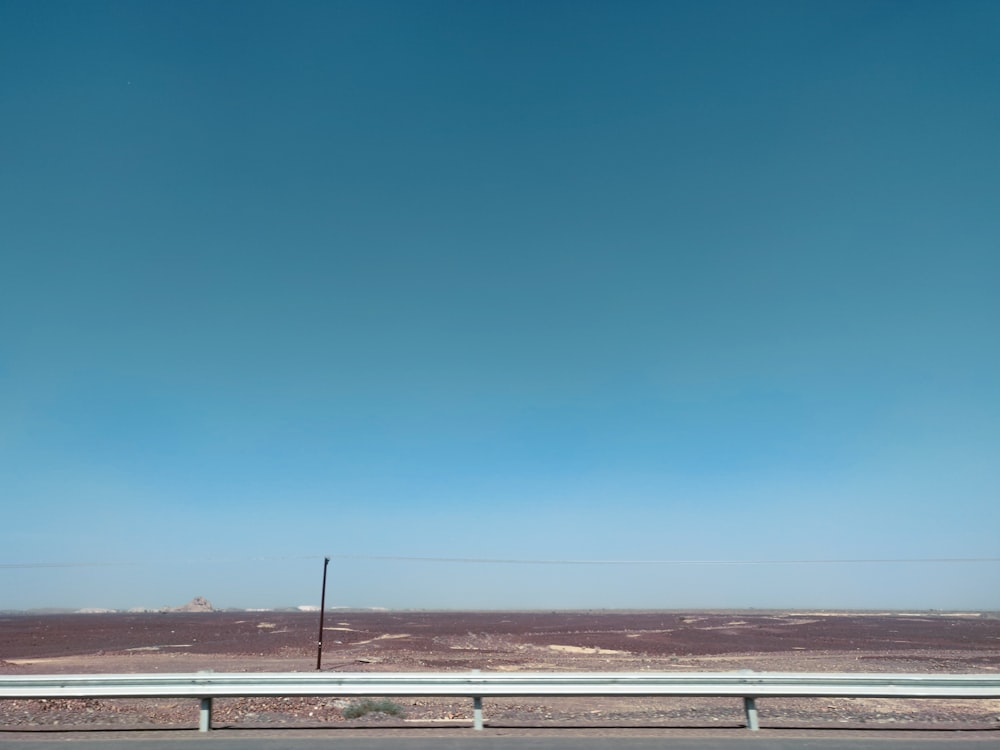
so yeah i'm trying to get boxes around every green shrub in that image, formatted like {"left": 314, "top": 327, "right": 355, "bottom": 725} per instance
{"left": 341, "top": 698, "right": 406, "bottom": 720}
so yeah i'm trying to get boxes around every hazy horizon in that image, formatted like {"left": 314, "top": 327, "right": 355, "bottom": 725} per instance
{"left": 4, "top": 597, "right": 997, "bottom": 616}
{"left": 5, "top": 553, "right": 998, "bottom": 612}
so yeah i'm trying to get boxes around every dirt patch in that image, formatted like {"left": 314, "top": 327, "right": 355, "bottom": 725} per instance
{"left": 548, "top": 644, "right": 628, "bottom": 655}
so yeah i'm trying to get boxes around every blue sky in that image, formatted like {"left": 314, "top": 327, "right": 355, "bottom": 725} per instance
{"left": 2, "top": 0, "right": 998, "bottom": 611}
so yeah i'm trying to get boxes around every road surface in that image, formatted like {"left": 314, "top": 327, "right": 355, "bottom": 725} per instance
{"left": 0, "top": 735, "right": 996, "bottom": 749}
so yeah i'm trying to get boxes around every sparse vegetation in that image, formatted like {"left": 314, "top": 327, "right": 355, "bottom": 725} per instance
{"left": 341, "top": 698, "right": 405, "bottom": 720}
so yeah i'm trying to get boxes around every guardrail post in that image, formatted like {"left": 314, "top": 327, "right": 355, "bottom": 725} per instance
{"left": 199, "top": 697, "right": 212, "bottom": 732}
{"left": 473, "top": 696, "right": 483, "bottom": 730}
{"left": 743, "top": 697, "right": 759, "bottom": 731}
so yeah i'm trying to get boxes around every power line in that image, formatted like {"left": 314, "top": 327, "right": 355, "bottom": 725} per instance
{"left": 2, "top": 555, "right": 999, "bottom": 569}
{"left": 0, "top": 555, "right": 317, "bottom": 569}
{"left": 324, "top": 554, "right": 1000, "bottom": 566}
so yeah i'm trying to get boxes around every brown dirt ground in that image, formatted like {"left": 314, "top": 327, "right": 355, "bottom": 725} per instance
{"left": 2, "top": 610, "right": 999, "bottom": 733}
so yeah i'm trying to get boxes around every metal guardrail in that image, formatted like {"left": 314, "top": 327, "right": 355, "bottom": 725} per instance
{"left": 3, "top": 671, "right": 999, "bottom": 732}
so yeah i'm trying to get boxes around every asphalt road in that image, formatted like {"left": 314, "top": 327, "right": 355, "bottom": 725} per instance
{"left": 0, "top": 736, "right": 997, "bottom": 749}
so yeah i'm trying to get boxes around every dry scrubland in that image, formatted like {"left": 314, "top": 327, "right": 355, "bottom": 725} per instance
{"left": 2, "top": 610, "right": 999, "bottom": 732}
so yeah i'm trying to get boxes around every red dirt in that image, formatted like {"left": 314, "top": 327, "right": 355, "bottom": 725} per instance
{"left": 2, "top": 610, "right": 999, "bottom": 732}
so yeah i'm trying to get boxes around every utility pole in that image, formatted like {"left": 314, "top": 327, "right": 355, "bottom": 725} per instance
{"left": 316, "top": 556, "right": 330, "bottom": 670}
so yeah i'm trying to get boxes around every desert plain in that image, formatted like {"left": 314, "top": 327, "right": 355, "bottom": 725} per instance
{"left": 2, "top": 609, "right": 999, "bottom": 733}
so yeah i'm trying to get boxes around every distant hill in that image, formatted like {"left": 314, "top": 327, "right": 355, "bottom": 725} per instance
{"left": 161, "top": 596, "right": 214, "bottom": 613}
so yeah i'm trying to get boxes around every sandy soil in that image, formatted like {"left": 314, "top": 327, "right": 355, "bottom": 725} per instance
{"left": 1, "top": 610, "right": 999, "bottom": 732}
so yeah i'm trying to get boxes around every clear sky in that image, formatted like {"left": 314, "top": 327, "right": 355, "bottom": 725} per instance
{"left": 2, "top": 0, "right": 998, "bottom": 612}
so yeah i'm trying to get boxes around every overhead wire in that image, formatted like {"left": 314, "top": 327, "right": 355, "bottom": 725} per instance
{"left": 2, "top": 555, "right": 999, "bottom": 569}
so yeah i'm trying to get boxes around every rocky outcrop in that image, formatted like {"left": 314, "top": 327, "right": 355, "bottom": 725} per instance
{"left": 163, "top": 596, "right": 213, "bottom": 613}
